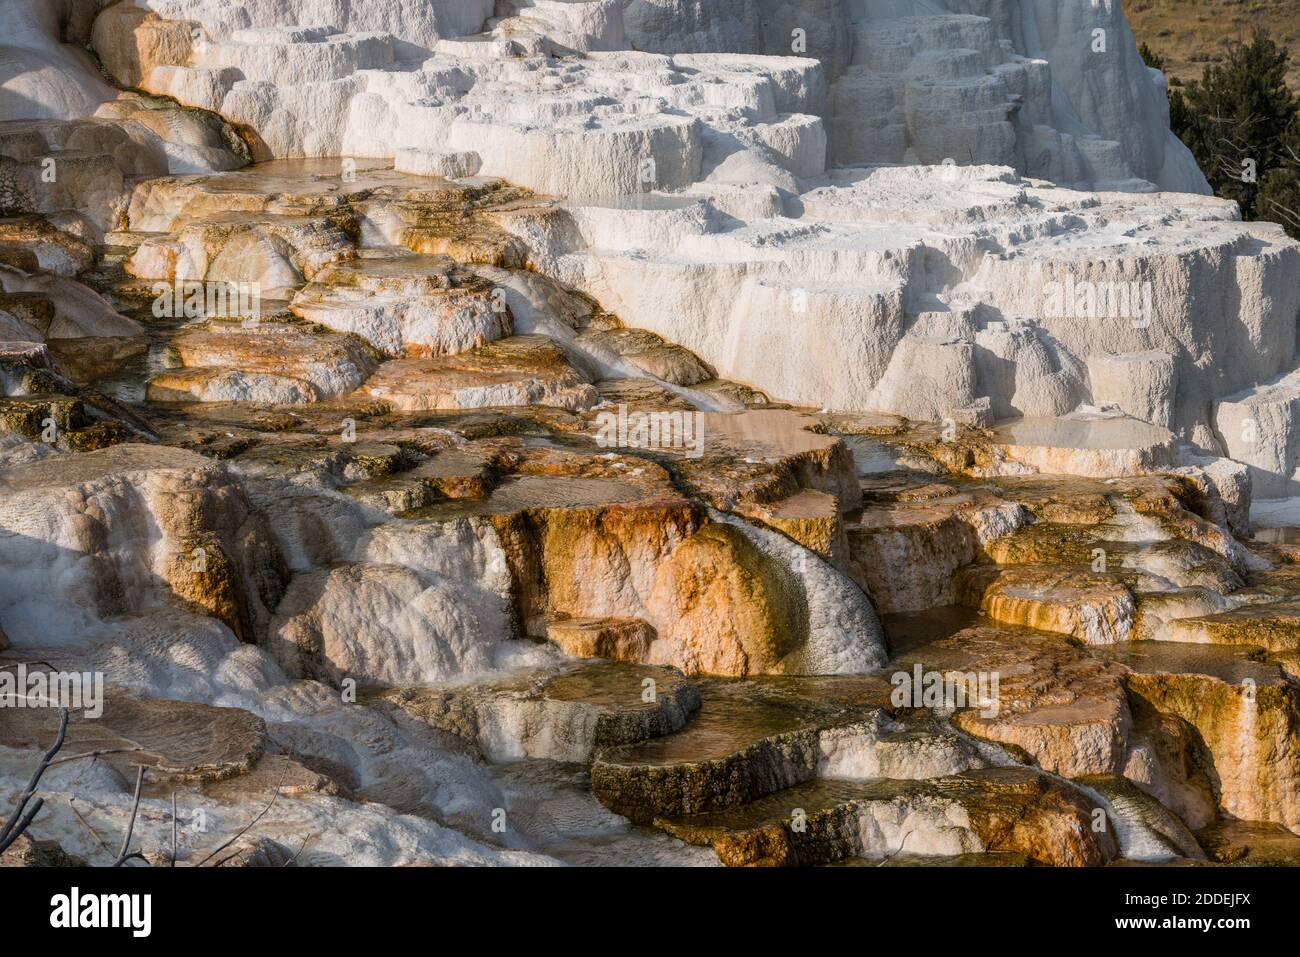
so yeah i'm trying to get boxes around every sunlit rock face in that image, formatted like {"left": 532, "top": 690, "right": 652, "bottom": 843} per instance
{"left": 0, "top": 216, "right": 94, "bottom": 278}
{"left": 146, "top": 322, "right": 379, "bottom": 403}
{"left": 509, "top": 174, "right": 1299, "bottom": 454}
{"left": 109, "top": 0, "right": 1200, "bottom": 191}
{"left": 1, "top": 0, "right": 117, "bottom": 122}
{"left": 2, "top": 266, "right": 144, "bottom": 343}
{"left": 696, "top": 767, "right": 1119, "bottom": 867}
{"left": 1, "top": 0, "right": 250, "bottom": 185}
{"left": 896, "top": 625, "right": 1134, "bottom": 778}
{"left": 846, "top": 488, "right": 1029, "bottom": 613}
{"left": 291, "top": 263, "right": 511, "bottom": 359}
{"left": 15, "top": 0, "right": 1295, "bottom": 491}
{"left": 3, "top": 0, "right": 1300, "bottom": 871}
{"left": 623, "top": 0, "right": 1205, "bottom": 194}
{"left": 382, "top": 660, "right": 701, "bottom": 763}
{"left": 452, "top": 440, "right": 886, "bottom": 677}
{"left": 1121, "top": 648, "right": 1300, "bottom": 835}
{"left": 359, "top": 336, "right": 598, "bottom": 412}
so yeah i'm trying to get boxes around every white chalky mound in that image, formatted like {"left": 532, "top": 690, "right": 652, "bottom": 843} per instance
{"left": 7, "top": 0, "right": 1298, "bottom": 487}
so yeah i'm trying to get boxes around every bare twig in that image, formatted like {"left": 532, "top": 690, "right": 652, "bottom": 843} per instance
{"left": 68, "top": 798, "right": 109, "bottom": 855}
{"left": 111, "top": 766, "right": 146, "bottom": 867}
{"left": 1259, "top": 196, "right": 1300, "bottom": 231}
{"left": 0, "top": 660, "right": 59, "bottom": 673}
{"left": 192, "top": 766, "right": 289, "bottom": 867}
{"left": 875, "top": 829, "right": 917, "bottom": 867}
{"left": 49, "top": 746, "right": 143, "bottom": 768}
{"left": 284, "top": 832, "right": 315, "bottom": 866}
{"left": 0, "top": 709, "right": 69, "bottom": 854}
{"left": 1, "top": 799, "right": 45, "bottom": 853}
{"left": 171, "top": 791, "right": 178, "bottom": 868}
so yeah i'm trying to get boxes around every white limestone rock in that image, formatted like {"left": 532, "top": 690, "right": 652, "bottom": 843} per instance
{"left": 493, "top": 0, "right": 628, "bottom": 55}
{"left": 0, "top": 0, "right": 116, "bottom": 121}
{"left": 626, "top": 0, "right": 852, "bottom": 80}
{"left": 992, "top": 413, "right": 1176, "bottom": 479}
{"left": 195, "top": 27, "right": 398, "bottom": 86}
{"left": 0, "top": 266, "right": 144, "bottom": 340}
{"left": 1172, "top": 450, "right": 1253, "bottom": 537}
{"left": 290, "top": 258, "right": 511, "bottom": 358}
{"left": 1088, "top": 352, "right": 1178, "bottom": 428}
{"left": 449, "top": 109, "right": 704, "bottom": 199}
{"left": 394, "top": 147, "right": 483, "bottom": 179}
{"left": 1215, "top": 367, "right": 1300, "bottom": 499}
{"left": 1, "top": 3, "right": 246, "bottom": 185}
{"left": 261, "top": 514, "right": 541, "bottom": 688}
{"left": 974, "top": 321, "right": 1089, "bottom": 420}
{"left": 504, "top": 163, "right": 1299, "bottom": 472}
{"left": 0, "top": 444, "right": 283, "bottom": 644}
{"left": 624, "top": 0, "right": 1207, "bottom": 193}
{"left": 870, "top": 334, "right": 977, "bottom": 422}
{"left": 135, "top": 0, "right": 494, "bottom": 54}
{"left": 23, "top": 0, "right": 1300, "bottom": 500}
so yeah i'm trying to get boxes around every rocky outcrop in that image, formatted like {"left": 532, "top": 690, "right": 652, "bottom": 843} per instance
{"left": 846, "top": 489, "right": 1027, "bottom": 613}
{"left": 0, "top": 443, "right": 286, "bottom": 643}
{"left": 1123, "top": 652, "right": 1300, "bottom": 835}
{"left": 592, "top": 677, "right": 893, "bottom": 823}
{"left": 292, "top": 262, "right": 511, "bottom": 359}
{"left": 0, "top": 688, "right": 268, "bottom": 783}
{"left": 625, "top": 0, "right": 1204, "bottom": 193}
{"left": 49, "top": 0, "right": 1300, "bottom": 495}
{"left": 264, "top": 517, "right": 518, "bottom": 687}
{"left": 464, "top": 441, "right": 884, "bottom": 676}
{"left": 2, "top": 0, "right": 1299, "bottom": 872}
{"left": 511, "top": 170, "right": 1300, "bottom": 454}
{"left": 148, "top": 322, "right": 379, "bottom": 404}
{"left": 656, "top": 767, "right": 1117, "bottom": 867}
{"left": 383, "top": 661, "right": 700, "bottom": 762}
{"left": 959, "top": 565, "right": 1137, "bottom": 645}
{"left": 361, "top": 336, "right": 598, "bottom": 412}
{"left": 545, "top": 616, "right": 656, "bottom": 662}
{"left": 896, "top": 625, "right": 1134, "bottom": 778}
{"left": 107, "top": 0, "right": 1199, "bottom": 192}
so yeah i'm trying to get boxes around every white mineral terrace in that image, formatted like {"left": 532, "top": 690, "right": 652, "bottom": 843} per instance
{"left": 0, "top": 0, "right": 1298, "bottom": 870}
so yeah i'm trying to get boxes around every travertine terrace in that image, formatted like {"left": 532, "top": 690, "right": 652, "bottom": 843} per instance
{"left": 1, "top": 0, "right": 1299, "bottom": 869}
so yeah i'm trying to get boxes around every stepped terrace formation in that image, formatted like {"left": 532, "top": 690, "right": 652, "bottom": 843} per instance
{"left": 1, "top": 0, "right": 1299, "bottom": 869}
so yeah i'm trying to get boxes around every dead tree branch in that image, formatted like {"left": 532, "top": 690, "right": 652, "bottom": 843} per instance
{"left": 111, "top": 765, "right": 146, "bottom": 867}
{"left": 0, "top": 709, "right": 69, "bottom": 855}
{"left": 68, "top": 797, "right": 109, "bottom": 856}
{"left": 49, "top": 746, "right": 144, "bottom": 768}
{"left": 192, "top": 766, "right": 288, "bottom": 867}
